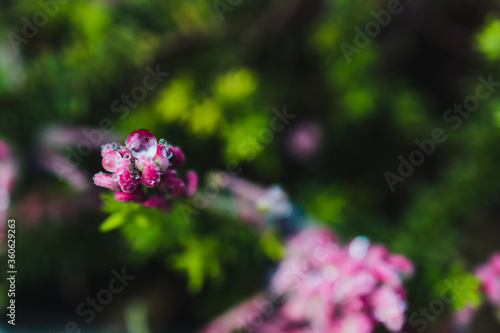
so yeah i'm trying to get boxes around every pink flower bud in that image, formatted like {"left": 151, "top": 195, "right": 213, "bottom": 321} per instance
{"left": 136, "top": 155, "right": 161, "bottom": 188}
{"left": 369, "top": 285, "right": 406, "bottom": 332}
{"left": 143, "top": 196, "right": 170, "bottom": 210}
{"left": 387, "top": 254, "right": 414, "bottom": 276}
{"left": 169, "top": 145, "right": 185, "bottom": 168}
{"left": 185, "top": 170, "right": 198, "bottom": 197}
{"left": 93, "top": 172, "right": 120, "bottom": 191}
{"left": 154, "top": 143, "right": 170, "bottom": 172}
{"left": 116, "top": 159, "right": 139, "bottom": 193}
{"left": 100, "top": 142, "right": 122, "bottom": 156}
{"left": 114, "top": 189, "right": 145, "bottom": 202}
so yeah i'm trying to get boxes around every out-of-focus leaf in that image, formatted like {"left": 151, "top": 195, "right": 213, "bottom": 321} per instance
{"left": 477, "top": 18, "right": 500, "bottom": 60}
{"left": 100, "top": 210, "right": 127, "bottom": 232}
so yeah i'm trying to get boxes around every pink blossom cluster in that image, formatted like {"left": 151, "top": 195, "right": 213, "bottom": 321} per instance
{"left": 200, "top": 226, "right": 413, "bottom": 333}
{"left": 0, "top": 140, "right": 16, "bottom": 244}
{"left": 93, "top": 129, "right": 197, "bottom": 210}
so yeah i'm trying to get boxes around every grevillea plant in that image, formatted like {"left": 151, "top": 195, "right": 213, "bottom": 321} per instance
{"left": 269, "top": 228, "right": 413, "bottom": 332}
{"left": 93, "top": 129, "right": 197, "bottom": 210}
{"left": 93, "top": 131, "right": 500, "bottom": 332}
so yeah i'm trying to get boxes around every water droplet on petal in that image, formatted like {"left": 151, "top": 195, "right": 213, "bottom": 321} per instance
{"left": 126, "top": 129, "right": 157, "bottom": 159}
{"left": 160, "top": 146, "right": 173, "bottom": 159}
{"left": 102, "top": 151, "right": 123, "bottom": 172}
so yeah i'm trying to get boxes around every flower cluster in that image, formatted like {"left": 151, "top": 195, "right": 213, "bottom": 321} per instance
{"left": 201, "top": 226, "right": 413, "bottom": 333}
{"left": 0, "top": 139, "right": 16, "bottom": 243}
{"left": 93, "top": 129, "right": 197, "bottom": 210}
{"left": 266, "top": 227, "right": 413, "bottom": 332}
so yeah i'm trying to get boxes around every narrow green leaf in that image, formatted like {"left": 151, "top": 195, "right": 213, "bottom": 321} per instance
{"left": 100, "top": 211, "right": 126, "bottom": 232}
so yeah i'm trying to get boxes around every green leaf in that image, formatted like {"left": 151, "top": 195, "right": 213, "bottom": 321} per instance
{"left": 437, "top": 262, "right": 481, "bottom": 311}
{"left": 100, "top": 210, "right": 127, "bottom": 232}
{"left": 477, "top": 17, "right": 500, "bottom": 60}
{"left": 171, "top": 237, "right": 221, "bottom": 292}
{"left": 101, "top": 192, "right": 125, "bottom": 213}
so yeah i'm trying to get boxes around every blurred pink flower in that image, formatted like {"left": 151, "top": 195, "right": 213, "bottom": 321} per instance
{"left": 332, "top": 313, "right": 373, "bottom": 333}
{"left": 201, "top": 226, "right": 413, "bottom": 333}
{"left": 476, "top": 254, "right": 500, "bottom": 305}
{"left": 0, "top": 140, "right": 16, "bottom": 244}
{"left": 369, "top": 285, "right": 406, "bottom": 332}
{"left": 453, "top": 305, "right": 476, "bottom": 327}
{"left": 284, "top": 121, "right": 323, "bottom": 161}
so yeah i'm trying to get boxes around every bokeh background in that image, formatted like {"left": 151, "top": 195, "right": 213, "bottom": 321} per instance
{"left": 1, "top": 0, "right": 500, "bottom": 332}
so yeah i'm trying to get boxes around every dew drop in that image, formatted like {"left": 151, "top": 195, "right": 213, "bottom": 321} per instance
{"left": 102, "top": 151, "right": 123, "bottom": 172}
{"left": 126, "top": 129, "right": 157, "bottom": 159}
{"left": 160, "top": 147, "right": 173, "bottom": 159}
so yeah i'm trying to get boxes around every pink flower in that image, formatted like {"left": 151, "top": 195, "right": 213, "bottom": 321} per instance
{"left": 101, "top": 142, "right": 122, "bottom": 157}
{"left": 154, "top": 143, "right": 171, "bottom": 172}
{"left": 93, "top": 129, "right": 197, "bottom": 210}
{"left": 334, "top": 273, "right": 377, "bottom": 303}
{"left": 93, "top": 172, "right": 120, "bottom": 191}
{"left": 489, "top": 253, "right": 500, "bottom": 274}
{"left": 0, "top": 140, "right": 16, "bottom": 245}
{"left": 388, "top": 254, "right": 415, "bottom": 276}
{"left": 476, "top": 264, "right": 500, "bottom": 305}
{"left": 332, "top": 313, "right": 373, "bottom": 333}
{"left": 116, "top": 159, "right": 139, "bottom": 193}
{"left": 185, "top": 170, "right": 198, "bottom": 197}
{"left": 369, "top": 285, "right": 406, "bottom": 332}
{"left": 169, "top": 145, "right": 185, "bottom": 168}
{"left": 136, "top": 155, "right": 161, "bottom": 188}
{"left": 271, "top": 228, "right": 412, "bottom": 333}
{"left": 454, "top": 305, "right": 476, "bottom": 326}
{"left": 143, "top": 195, "right": 170, "bottom": 210}
{"left": 368, "top": 261, "right": 401, "bottom": 288}
{"left": 114, "top": 189, "right": 145, "bottom": 202}
{"left": 206, "top": 226, "right": 414, "bottom": 333}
